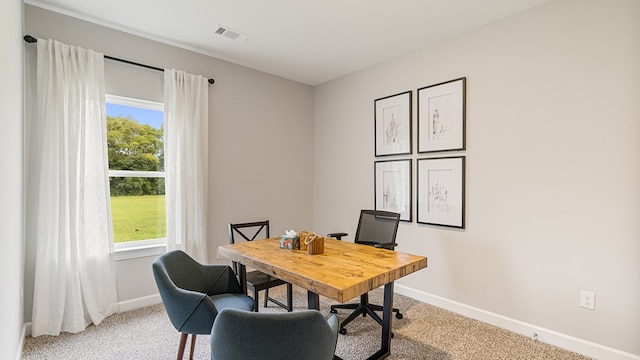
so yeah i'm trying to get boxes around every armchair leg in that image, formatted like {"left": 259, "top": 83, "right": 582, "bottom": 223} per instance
{"left": 177, "top": 333, "right": 198, "bottom": 360}
{"left": 177, "top": 333, "right": 188, "bottom": 360}
{"left": 189, "top": 334, "right": 197, "bottom": 360}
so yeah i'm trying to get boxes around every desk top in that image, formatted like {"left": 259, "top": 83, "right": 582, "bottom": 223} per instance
{"left": 218, "top": 237, "right": 428, "bottom": 303}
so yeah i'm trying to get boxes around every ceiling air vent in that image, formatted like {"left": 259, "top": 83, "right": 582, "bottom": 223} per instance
{"left": 214, "top": 25, "right": 249, "bottom": 42}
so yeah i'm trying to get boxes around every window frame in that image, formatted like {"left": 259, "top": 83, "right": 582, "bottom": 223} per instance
{"left": 106, "top": 94, "right": 167, "bottom": 255}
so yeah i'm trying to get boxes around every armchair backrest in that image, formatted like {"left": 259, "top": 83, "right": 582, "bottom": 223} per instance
{"left": 154, "top": 249, "right": 207, "bottom": 292}
{"left": 211, "top": 308, "right": 339, "bottom": 360}
{"left": 354, "top": 210, "right": 400, "bottom": 249}
{"left": 152, "top": 250, "right": 244, "bottom": 333}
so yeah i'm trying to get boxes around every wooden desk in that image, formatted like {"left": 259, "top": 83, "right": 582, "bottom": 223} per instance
{"left": 218, "top": 237, "right": 428, "bottom": 360}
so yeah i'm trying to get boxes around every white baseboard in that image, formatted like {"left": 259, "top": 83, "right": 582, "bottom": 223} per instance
{"left": 22, "top": 294, "right": 162, "bottom": 338}
{"left": 394, "top": 285, "right": 640, "bottom": 360}
{"left": 117, "top": 294, "right": 162, "bottom": 313}
{"left": 16, "top": 323, "right": 26, "bottom": 360}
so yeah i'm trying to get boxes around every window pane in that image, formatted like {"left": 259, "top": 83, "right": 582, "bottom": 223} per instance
{"left": 110, "top": 180, "right": 166, "bottom": 243}
{"left": 106, "top": 103, "right": 164, "bottom": 171}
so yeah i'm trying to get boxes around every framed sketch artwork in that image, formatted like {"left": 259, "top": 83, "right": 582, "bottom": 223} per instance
{"left": 375, "top": 159, "right": 412, "bottom": 222}
{"left": 375, "top": 91, "right": 412, "bottom": 156}
{"left": 417, "top": 156, "right": 465, "bottom": 228}
{"left": 418, "top": 78, "right": 466, "bottom": 153}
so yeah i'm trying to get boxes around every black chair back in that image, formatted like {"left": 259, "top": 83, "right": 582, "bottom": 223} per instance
{"left": 228, "top": 221, "right": 270, "bottom": 274}
{"left": 229, "top": 221, "right": 270, "bottom": 243}
{"left": 354, "top": 210, "right": 400, "bottom": 249}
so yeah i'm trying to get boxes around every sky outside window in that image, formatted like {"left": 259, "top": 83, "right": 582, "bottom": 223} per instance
{"left": 106, "top": 103, "right": 164, "bottom": 129}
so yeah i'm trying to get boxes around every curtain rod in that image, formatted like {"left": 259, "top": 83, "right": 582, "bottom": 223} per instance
{"left": 23, "top": 35, "right": 215, "bottom": 85}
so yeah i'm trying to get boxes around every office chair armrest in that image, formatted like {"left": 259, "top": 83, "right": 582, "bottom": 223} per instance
{"left": 371, "top": 242, "right": 397, "bottom": 249}
{"left": 327, "top": 232, "right": 348, "bottom": 240}
{"left": 157, "top": 285, "right": 211, "bottom": 332}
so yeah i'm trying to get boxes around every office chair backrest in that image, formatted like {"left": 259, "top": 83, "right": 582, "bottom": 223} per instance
{"left": 354, "top": 210, "right": 400, "bottom": 249}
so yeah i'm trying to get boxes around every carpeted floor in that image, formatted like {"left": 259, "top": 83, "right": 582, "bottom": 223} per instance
{"left": 22, "top": 287, "right": 593, "bottom": 360}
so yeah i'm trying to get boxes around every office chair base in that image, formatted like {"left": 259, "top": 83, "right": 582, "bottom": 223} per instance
{"left": 337, "top": 327, "right": 395, "bottom": 338}
{"left": 363, "top": 303, "right": 403, "bottom": 319}
{"left": 336, "top": 324, "right": 395, "bottom": 338}
{"left": 330, "top": 302, "right": 400, "bottom": 338}
{"left": 330, "top": 304, "right": 403, "bottom": 319}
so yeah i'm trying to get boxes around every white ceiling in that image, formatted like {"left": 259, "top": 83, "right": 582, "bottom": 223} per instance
{"left": 26, "top": 0, "right": 549, "bottom": 86}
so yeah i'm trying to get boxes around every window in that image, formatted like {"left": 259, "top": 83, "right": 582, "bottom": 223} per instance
{"left": 106, "top": 95, "right": 165, "bottom": 248}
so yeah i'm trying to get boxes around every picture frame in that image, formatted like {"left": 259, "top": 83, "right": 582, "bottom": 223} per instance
{"left": 418, "top": 77, "right": 466, "bottom": 153}
{"left": 375, "top": 91, "right": 412, "bottom": 156}
{"left": 375, "top": 159, "right": 412, "bottom": 222}
{"left": 417, "top": 156, "right": 465, "bottom": 228}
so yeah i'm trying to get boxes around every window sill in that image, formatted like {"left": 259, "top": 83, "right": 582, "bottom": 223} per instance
{"left": 115, "top": 243, "right": 166, "bottom": 261}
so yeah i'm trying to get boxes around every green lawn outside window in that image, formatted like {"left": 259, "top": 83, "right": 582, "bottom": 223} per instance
{"left": 111, "top": 195, "right": 166, "bottom": 242}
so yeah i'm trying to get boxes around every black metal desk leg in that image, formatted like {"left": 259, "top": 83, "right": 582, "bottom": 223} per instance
{"left": 366, "top": 282, "right": 394, "bottom": 360}
{"left": 381, "top": 282, "right": 394, "bottom": 356}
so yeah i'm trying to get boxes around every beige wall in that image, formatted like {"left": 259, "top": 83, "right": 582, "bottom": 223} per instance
{"left": 313, "top": 0, "right": 639, "bottom": 357}
{"left": 20, "top": 0, "right": 640, "bottom": 358}
{"left": 0, "top": 0, "right": 24, "bottom": 358}
{"left": 23, "top": 4, "right": 314, "bottom": 319}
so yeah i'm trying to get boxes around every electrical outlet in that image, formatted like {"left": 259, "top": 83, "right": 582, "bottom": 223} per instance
{"left": 580, "top": 290, "right": 596, "bottom": 310}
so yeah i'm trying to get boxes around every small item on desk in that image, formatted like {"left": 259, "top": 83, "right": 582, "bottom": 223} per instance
{"left": 279, "top": 229, "right": 300, "bottom": 250}
{"left": 297, "top": 230, "right": 310, "bottom": 251}
{"left": 304, "top": 232, "right": 324, "bottom": 255}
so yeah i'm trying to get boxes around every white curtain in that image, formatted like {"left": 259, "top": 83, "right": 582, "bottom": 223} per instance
{"left": 30, "top": 39, "right": 118, "bottom": 336}
{"left": 164, "top": 69, "right": 209, "bottom": 263}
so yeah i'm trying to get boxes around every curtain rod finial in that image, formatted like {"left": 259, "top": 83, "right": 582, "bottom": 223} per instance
{"left": 208, "top": 78, "right": 215, "bottom": 85}
{"left": 24, "top": 35, "right": 37, "bottom": 43}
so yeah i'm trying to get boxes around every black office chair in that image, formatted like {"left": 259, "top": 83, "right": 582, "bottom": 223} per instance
{"left": 328, "top": 209, "right": 403, "bottom": 335}
{"left": 228, "top": 221, "right": 293, "bottom": 312}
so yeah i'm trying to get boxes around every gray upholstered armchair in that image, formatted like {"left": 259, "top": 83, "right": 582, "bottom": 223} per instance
{"left": 210, "top": 308, "right": 340, "bottom": 360}
{"left": 152, "top": 250, "right": 254, "bottom": 360}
